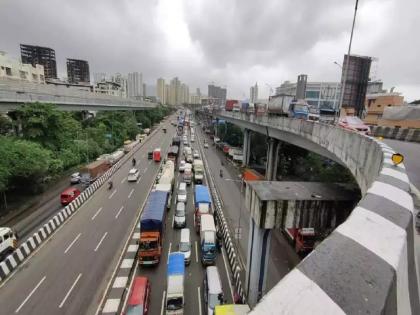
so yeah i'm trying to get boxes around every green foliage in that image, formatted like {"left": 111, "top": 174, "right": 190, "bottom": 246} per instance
{"left": 218, "top": 122, "right": 243, "bottom": 147}
{"left": 0, "top": 115, "right": 13, "bottom": 135}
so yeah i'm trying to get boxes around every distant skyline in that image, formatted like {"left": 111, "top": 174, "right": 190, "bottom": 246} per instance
{"left": 1, "top": 0, "right": 419, "bottom": 101}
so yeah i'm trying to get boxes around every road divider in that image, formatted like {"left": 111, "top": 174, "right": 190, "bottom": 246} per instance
{"left": 0, "top": 123, "right": 164, "bottom": 284}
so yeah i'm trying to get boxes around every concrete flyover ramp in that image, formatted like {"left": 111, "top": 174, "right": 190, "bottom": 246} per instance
{"left": 216, "top": 111, "right": 419, "bottom": 314}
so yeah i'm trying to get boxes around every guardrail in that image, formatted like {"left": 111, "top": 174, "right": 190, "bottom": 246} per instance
{"left": 371, "top": 126, "right": 420, "bottom": 143}
{"left": 210, "top": 110, "right": 419, "bottom": 314}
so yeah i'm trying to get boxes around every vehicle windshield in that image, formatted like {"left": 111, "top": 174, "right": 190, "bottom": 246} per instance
{"left": 203, "top": 244, "right": 215, "bottom": 254}
{"left": 179, "top": 242, "right": 190, "bottom": 252}
{"left": 294, "top": 104, "right": 308, "bottom": 112}
{"left": 166, "top": 297, "right": 183, "bottom": 310}
{"left": 175, "top": 209, "right": 185, "bottom": 216}
{"left": 126, "top": 305, "right": 144, "bottom": 315}
{"left": 139, "top": 240, "right": 158, "bottom": 250}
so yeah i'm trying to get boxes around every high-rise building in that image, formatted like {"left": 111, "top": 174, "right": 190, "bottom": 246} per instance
{"left": 196, "top": 88, "right": 201, "bottom": 98}
{"left": 169, "top": 77, "right": 181, "bottom": 105}
{"left": 157, "top": 78, "right": 165, "bottom": 104}
{"left": 66, "top": 59, "right": 90, "bottom": 84}
{"left": 127, "top": 72, "right": 143, "bottom": 99}
{"left": 340, "top": 54, "right": 372, "bottom": 117}
{"left": 208, "top": 84, "right": 227, "bottom": 107}
{"left": 180, "top": 83, "right": 189, "bottom": 104}
{"left": 165, "top": 84, "right": 170, "bottom": 105}
{"left": 110, "top": 73, "right": 128, "bottom": 98}
{"left": 250, "top": 82, "right": 258, "bottom": 103}
{"left": 20, "top": 44, "right": 57, "bottom": 80}
{"left": 143, "top": 83, "right": 147, "bottom": 97}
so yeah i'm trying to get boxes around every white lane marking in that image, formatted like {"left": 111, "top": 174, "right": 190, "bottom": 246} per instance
{"left": 94, "top": 232, "right": 108, "bottom": 252}
{"left": 108, "top": 189, "right": 117, "bottom": 199}
{"left": 197, "top": 286, "right": 202, "bottom": 315}
{"left": 58, "top": 273, "right": 82, "bottom": 308}
{"left": 160, "top": 290, "right": 166, "bottom": 315}
{"left": 91, "top": 207, "right": 103, "bottom": 221}
{"left": 195, "top": 241, "right": 199, "bottom": 263}
{"left": 144, "top": 167, "right": 148, "bottom": 173}
{"left": 121, "top": 177, "right": 127, "bottom": 184}
{"left": 15, "top": 276, "right": 46, "bottom": 313}
{"left": 221, "top": 244, "right": 235, "bottom": 302}
{"left": 172, "top": 215, "right": 175, "bottom": 228}
{"left": 64, "top": 233, "right": 82, "bottom": 254}
{"left": 167, "top": 242, "right": 172, "bottom": 263}
{"left": 115, "top": 206, "right": 125, "bottom": 219}
{"left": 136, "top": 176, "right": 141, "bottom": 184}
{"left": 128, "top": 189, "right": 135, "bottom": 199}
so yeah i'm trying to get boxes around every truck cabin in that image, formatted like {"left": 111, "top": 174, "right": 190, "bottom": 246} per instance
{"left": 139, "top": 234, "right": 160, "bottom": 251}
{"left": 289, "top": 100, "right": 309, "bottom": 119}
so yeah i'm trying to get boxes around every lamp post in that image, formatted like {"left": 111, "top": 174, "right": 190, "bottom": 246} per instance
{"left": 336, "top": 0, "right": 360, "bottom": 123}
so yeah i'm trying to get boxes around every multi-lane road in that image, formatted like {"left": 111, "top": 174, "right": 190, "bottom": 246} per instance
{"left": 0, "top": 118, "right": 174, "bottom": 315}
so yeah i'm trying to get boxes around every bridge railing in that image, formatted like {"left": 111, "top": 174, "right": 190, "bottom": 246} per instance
{"left": 215, "top": 110, "right": 419, "bottom": 314}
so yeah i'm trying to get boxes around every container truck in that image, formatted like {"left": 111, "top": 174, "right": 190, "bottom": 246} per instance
{"left": 166, "top": 252, "right": 185, "bottom": 314}
{"left": 193, "top": 160, "right": 204, "bottom": 184}
{"left": 200, "top": 214, "right": 217, "bottom": 265}
{"left": 80, "top": 160, "right": 111, "bottom": 186}
{"left": 153, "top": 148, "right": 161, "bottom": 162}
{"left": 138, "top": 191, "right": 168, "bottom": 265}
{"left": 194, "top": 185, "right": 212, "bottom": 233}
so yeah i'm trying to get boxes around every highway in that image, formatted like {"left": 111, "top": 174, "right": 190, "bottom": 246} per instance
{"left": 194, "top": 122, "right": 301, "bottom": 293}
{"left": 0, "top": 118, "right": 174, "bottom": 315}
{"left": 123, "top": 122, "right": 233, "bottom": 315}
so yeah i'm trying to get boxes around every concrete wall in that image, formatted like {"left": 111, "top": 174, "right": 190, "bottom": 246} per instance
{"left": 216, "top": 111, "right": 419, "bottom": 314}
{"left": 372, "top": 126, "right": 420, "bottom": 143}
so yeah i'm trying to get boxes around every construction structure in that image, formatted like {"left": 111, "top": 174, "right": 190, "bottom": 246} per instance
{"left": 20, "top": 44, "right": 57, "bottom": 80}
{"left": 66, "top": 58, "right": 90, "bottom": 84}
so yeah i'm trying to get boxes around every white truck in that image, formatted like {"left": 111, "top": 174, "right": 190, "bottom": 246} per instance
{"left": 0, "top": 227, "right": 18, "bottom": 261}
{"left": 193, "top": 160, "right": 204, "bottom": 184}
{"left": 155, "top": 160, "right": 175, "bottom": 209}
{"left": 166, "top": 252, "right": 185, "bottom": 314}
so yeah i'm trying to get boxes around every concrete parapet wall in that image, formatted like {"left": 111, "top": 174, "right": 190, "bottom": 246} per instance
{"left": 216, "top": 111, "right": 419, "bottom": 314}
{"left": 371, "top": 126, "right": 420, "bottom": 143}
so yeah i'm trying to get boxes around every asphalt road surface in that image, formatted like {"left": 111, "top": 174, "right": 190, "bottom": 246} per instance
{"left": 0, "top": 118, "right": 175, "bottom": 315}
{"left": 122, "top": 124, "right": 234, "bottom": 315}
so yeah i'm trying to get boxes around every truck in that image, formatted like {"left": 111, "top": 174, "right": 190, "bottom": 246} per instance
{"left": 194, "top": 185, "right": 212, "bottom": 233}
{"left": 153, "top": 148, "right": 161, "bottom": 162}
{"left": 200, "top": 214, "right": 217, "bottom": 265}
{"left": 242, "top": 168, "right": 264, "bottom": 182}
{"left": 172, "top": 136, "right": 181, "bottom": 146}
{"left": 167, "top": 146, "right": 179, "bottom": 161}
{"left": 225, "top": 100, "right": 239, "bottom": 112}
{"left": 284, "top": 227, "right": 317, "bottom": 256}
{"left": 155, "top": 160, "right": 175, "bottom": 209}
{"left": 138, "top": 191, "right": 168, "bottom": 265}
{"left": 193, "top": 160, "right": 204, "bottom": 184}
{"left": 80, "top": 160, "right": 111, "bottom": 186}
{"left": 124, "top": 140, "right": 139, "bottom": 153}
{"left": 166, "top": 252, "right": 185, "bottom": 314}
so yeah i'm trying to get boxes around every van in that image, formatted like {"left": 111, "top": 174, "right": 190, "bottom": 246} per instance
{"left": 174, "top": 202, "right": 186, "bottom": 229}
{"left": 179, "top": 228, "right": 191, "bottom": 265}
{"left": 60, "top": 187, "right": 81, "bottom": 205}
{"left": 125, "top": 276, "right": 151, "bottom": 315}
{"left": 204, "top": 266, "right": 224, "bottom": 315}
{"left": 0, "top": 227, "right": 18, "bottom": 261}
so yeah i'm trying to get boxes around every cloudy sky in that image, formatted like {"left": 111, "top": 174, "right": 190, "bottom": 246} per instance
{"left": 0, "top": 0, "right": 419, "bottom": 101}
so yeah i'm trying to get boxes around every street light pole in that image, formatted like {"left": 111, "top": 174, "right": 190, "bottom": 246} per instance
{"left": 336, "top": 0, "right": 359, "bottom": 123}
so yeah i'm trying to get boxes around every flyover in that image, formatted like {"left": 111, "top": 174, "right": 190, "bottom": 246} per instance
{"left": 207, "top": 110, "right": 419, "bottom": 314}
{"left": 0, "top": 79, "right": 157, "bottom": 112}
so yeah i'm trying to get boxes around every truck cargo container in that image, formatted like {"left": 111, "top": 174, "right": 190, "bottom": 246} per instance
{"left": 153, "top": 148, "right": 161, "bottom": 162}
{"left": 193, "top": 160, "right": 204, "bottom": 184}
{"left": 194, "top": 185, "right": 212, "bottom": 233}
{"left": 124, "top": 140, "right": 139, "bottom": 153}
{"left": 225, "top": 100, "right": 238, "bottom": 112}
{"left": 166, "top": 252, "right": 185, "bottom": 314}
{"left": 167, "top": 146, "right": 179, "bottom": 161}
{"left": 200, "top": 214, "right": 217, "bottom": 265}
{"left": 242, "top": 168, "right": 264, "bottom": 182}
{"left": 138, "top": 191, "right": 168, "bottom": 265}
{"left": 80, "top": 160, "right": 111, "bottom": 186}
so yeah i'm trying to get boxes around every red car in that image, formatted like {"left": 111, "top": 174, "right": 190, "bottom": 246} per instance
{"left": 338, "top": 116, "right": 371, "bottom": 135}
{"left": 125, "top": 277, "right": 151, "bottom": 315}
{"left": 60, "top": 187, "right": 80, "bottom": 205}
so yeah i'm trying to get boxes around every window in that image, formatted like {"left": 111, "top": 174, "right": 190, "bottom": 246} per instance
{"left": 19, "top": 70, "right": 27, "bottom": 79}
{"left": 306, "top": 91, "right": 320, "bottom": 99}
{"left": 6, "top": 67, "right": 12, "bottom": 76}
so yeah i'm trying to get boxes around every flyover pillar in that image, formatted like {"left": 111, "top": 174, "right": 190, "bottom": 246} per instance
{"left": 265, "top": 138, "right": 280, "bottom": 180}
{"left": 242, "top": 128, "right": 251, "bottom": 167}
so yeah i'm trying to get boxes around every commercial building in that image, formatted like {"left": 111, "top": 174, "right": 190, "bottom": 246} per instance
{"left": 127, "top": 72, "right": 143, "bottom": 99}
{"left": 0, "top": 51, "right": 45, "bottom": 83}
{"left": 157, "top": 78, "right": 166, "bottom": 104}
{"left": 66, "top": 58, "right": 90, "bottom": 84}
{"left": 250, "top": 82, "right": 258, "bottom": 103}
{"left": 276, "top": 80, "right": 340, "bottom": 109}
{"left": 340, "top": 54, "right": 372, "bottom": 117}
{"left": 20, "top": 44, "right": 57, "bottom": 80}
{"left": 364, "top": 91, "right": 404, "bottom": 126}
{"left": 190, "top": 94, "right": 201, "bottom": 105}
{"left": 208, "top": 84, "right": 227, "bottom": 108}
{"left": 110, "top": 73, "right": 128, "bottom": 98}
{"left": 95, "top": 81, "right": 125, "bottom": 97}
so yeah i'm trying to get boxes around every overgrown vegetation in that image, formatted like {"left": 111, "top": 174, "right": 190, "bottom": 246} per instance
{"left": 0, "top": 103, "right": 171, "bottom": 204}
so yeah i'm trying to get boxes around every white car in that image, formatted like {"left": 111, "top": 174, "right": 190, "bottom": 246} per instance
{"left": 179, "top": 160, "right": 186, "bottom": 172}
{"left": 127, "top": 168, "right": 140, "bottom": 182}
{"left": 70, "top": 172, "right": 81, "bottom": 184}
{"left": 193, "top": 150, "right": 200, "bottom": 159}
{"left": 177, "top": 182, "right": 187, "bottom": 203}
{"left": 204, "top": 141, "right": 209, "bottom": 148}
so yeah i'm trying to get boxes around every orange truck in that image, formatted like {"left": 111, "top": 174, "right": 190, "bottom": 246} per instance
{"left": 138, "top": 191, "right": 168, "bottom": 265}
{"left": 242, "top": 168, "right": 264, "bottom": 181}
{"left": 80, "top": 160, "right": 111, "bottom": 186}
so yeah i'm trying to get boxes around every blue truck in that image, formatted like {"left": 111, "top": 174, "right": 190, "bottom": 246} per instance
{"left": 166, "top": 252, "right": 185, "bottom": 314}
{"left": 200, "top": 214, "right": 217, "bottom": 265}
{"left": 194, "top": 185, "right": 212, "bottom": 233}
{"left": 138, "top": 191, "right": 168, "bottom": 265}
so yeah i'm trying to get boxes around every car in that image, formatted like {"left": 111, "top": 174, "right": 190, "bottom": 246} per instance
{"left": 60, "top": 187, "right": 81, "bottom": 205}
{"left": 191, "top": 135, "right": 195, "bottom": 142}
{"left": 204, "top": 141, "right": 209, "bottom": 148}
{"left": 174, "top": 202, "right": 186, "bottom": 229}
{"left": 179, "top": 160, "right": 186, "bottom": 172}
{"left": 128, "top": 168, "right": 140, "bottom": 182}
{"left": 177, "top": 182, "right": 187, "bottom": 203}
{"left": 70, "top": 172, "right": 81, "bottom": 184}
{"left": 124, "top": 276, "right": 151, "bottom": 315}
{"left": 338, "top": 116, "right": 371, "bottom": 135}
{"left": 193, "top": 150, "right": 200, "bottom": 160}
